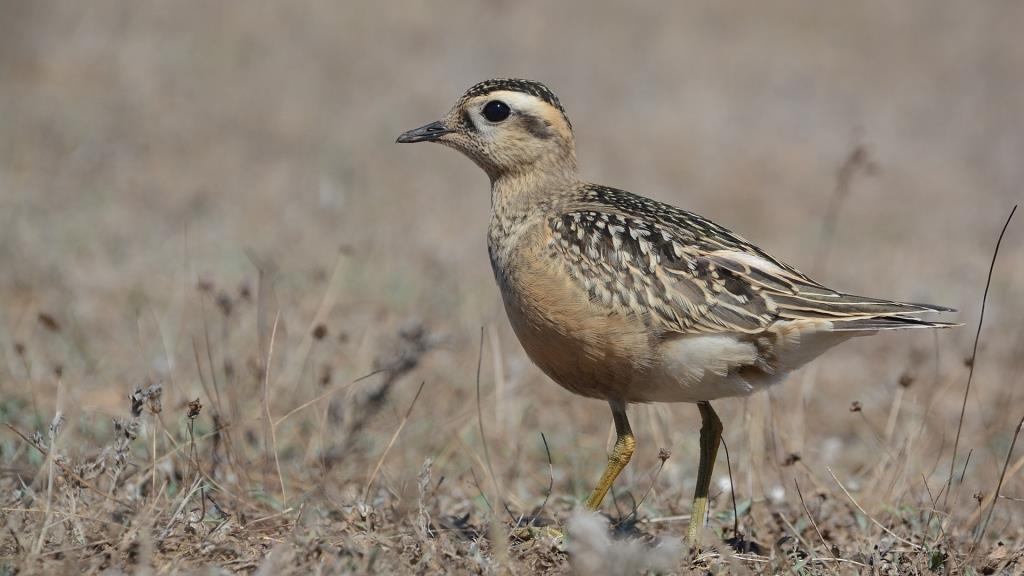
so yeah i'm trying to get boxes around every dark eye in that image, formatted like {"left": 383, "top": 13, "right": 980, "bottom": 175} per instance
{"left": 482, "top": 100, "right": 511, "bottom": 122}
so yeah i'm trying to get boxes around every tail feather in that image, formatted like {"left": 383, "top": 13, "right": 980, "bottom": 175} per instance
{"left": 772, "top": 291, "right": 957, "bottom": 320}
{"left": 898, "top": 302, "right": 957, "bottom": 313}
{"left": 828, "top": 315, "right": 962, "bottom": 332}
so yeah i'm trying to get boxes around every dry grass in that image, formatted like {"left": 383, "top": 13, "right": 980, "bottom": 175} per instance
{"left": 2, "top": 2, "right": 1024, "bottom": 574}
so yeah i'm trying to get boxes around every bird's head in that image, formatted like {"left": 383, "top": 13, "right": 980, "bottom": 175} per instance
{"left": 397, "top": 78, "right": 577, "bottom": 182}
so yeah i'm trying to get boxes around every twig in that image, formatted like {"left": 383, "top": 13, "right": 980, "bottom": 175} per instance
{"left": 502, "top": 501, "right": 522, "bottom": 526}
{"left": 920, "top": 473, "right": 946, "bottom": 543}
{"left": 855, "top": 410, "right": 896, "bottom": 461}
{"left": 811, "top": 557, "right": 870, "bottom": 569}
{"left": 191, "top": 337, "right": 218, "bottom": 415}
{"left": 274, "top": 369, "right": 385, "bottom": 427}
{"left": 639, "top": 514, "right": 691, "bottom": 524}
{"left": 263, "top": 311, "right": 286, "bottom": 503}
{"left": 363, "top": 381, "right": 427, "bottom": 503}
{"left": 776, "top": 509, "right": 813, "bottom": 552}
{"left": 245, "top": 507, "right": 295, "bottom": 527}
{"left": 32, "top": 411, "right": 61, "bottom": 555}
{"left": 159, "top": 476, "right": 204, "bottom": 539}
{"left": 721, "top": 437, "right": 739, "bottom": 537}
{"left": 474, "top": 326, "right": 509, "bottom": 565}
{"left": 946, "top": 205, "right": 1017, "bottom": 508}
{"left": 475, "top": 327, "right": 499, "bottom": 500}
{"left": 959, "top": 449, "right": 974, "bottom": 485}
{"left": 200, "top": 296, "right": 225, "bottom": 418}
{"left": 185, "top": 401, "right": 201, "bottom": 489}
{"left": 469, "top": 467, "right": 493, "bottom": 512}
{"left": 619, "top": 448, "right": 671, "bottom": 525}
{"left": 535, "top": 432, "right": 554, "bottom": 521}
{"left": 813, "top": 145, "right": 873, "bottom": 275}
{"left": 199, "top": 292, "right": 246, "bottom": 486}
{"left": 827, "top": 466, "right": 920, "bottom": 550}
{"left": 150, "top": 411, "right": 157, "bottom": 502}
{"left": 939, "top": 447, "right": 975, "bottom": 523}
{"left": 975, "top": 411, "right": 1024, "bottom": 544}
{"left": 795, "top": 479, "right": 837, "bottom": 565}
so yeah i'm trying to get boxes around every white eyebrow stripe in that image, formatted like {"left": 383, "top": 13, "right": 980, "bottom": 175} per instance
{"left": 478, "top": 90, "right": 551, "bottom": 117}
{"left": 473, "top": 90, "right": 572, "bottom": 138}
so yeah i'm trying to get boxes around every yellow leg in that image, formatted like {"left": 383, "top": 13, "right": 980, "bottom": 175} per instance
{"left": 584, "top": 401, "right": 634, "bottom": 510}
{"left": 687, "top": 401, "right": 722, "bottom": 547}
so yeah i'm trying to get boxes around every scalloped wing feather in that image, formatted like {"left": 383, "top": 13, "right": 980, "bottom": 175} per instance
{"left": 549, "top": 184, "right": 956, "bottom": 338}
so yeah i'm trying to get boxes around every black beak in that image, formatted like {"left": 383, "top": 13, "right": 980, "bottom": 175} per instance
{"left": 396, "top": 120, "right": 453, "bottom": 143}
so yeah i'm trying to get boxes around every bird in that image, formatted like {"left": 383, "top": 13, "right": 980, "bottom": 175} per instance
{"left": 397, "top": 78, "right": 958, "bottom": 547}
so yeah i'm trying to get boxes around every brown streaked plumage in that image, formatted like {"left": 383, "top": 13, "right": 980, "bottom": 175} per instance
{"left": 398, "top": 78, "right": 958, "bottom": 547}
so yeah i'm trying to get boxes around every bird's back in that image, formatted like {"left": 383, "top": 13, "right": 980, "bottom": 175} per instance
{"left": 551, "top": 183, "right": 956, "bottom": 336}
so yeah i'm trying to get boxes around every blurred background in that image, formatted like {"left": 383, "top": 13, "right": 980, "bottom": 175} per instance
{"left": 1, "top": 1, "right": 1022, "bottom": 571}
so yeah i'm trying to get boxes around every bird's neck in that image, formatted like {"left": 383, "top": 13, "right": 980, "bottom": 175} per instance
{"left": 490, "top": 160, "right": 579, "bottom": 217}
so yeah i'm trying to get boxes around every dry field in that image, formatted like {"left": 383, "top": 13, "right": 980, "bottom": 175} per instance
{"left": 2, "top": 2, "right": 1024, "bottom": 574}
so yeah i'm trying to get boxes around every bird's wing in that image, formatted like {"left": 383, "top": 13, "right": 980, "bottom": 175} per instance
{"left": 547, "top": 185, "right": 953, "bottom": 335}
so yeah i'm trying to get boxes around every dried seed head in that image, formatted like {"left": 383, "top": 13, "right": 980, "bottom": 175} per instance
{"left": 112, "top": 417, "right": 140, "bottom": 440}
{"left": 37, "top": 312, "right": 60, "bottom": 332}
{"left": 130, "top": 382, "right": 164, "bottom": 416}
{"left": 898, "top": 372, "right": 915, "bottom": 388}
{"left": 312, "top": 323, "right": 328, "bottom": 340}
{"left": 187, "top": 398, "right": 202, "bottom": 420}
{"left": 215, "top": 291, "right": 233, "bottom": 317}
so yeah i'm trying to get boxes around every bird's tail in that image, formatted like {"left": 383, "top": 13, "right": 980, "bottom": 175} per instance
{"left": 827, "top": 314, "right": 962, "bottom": 332}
